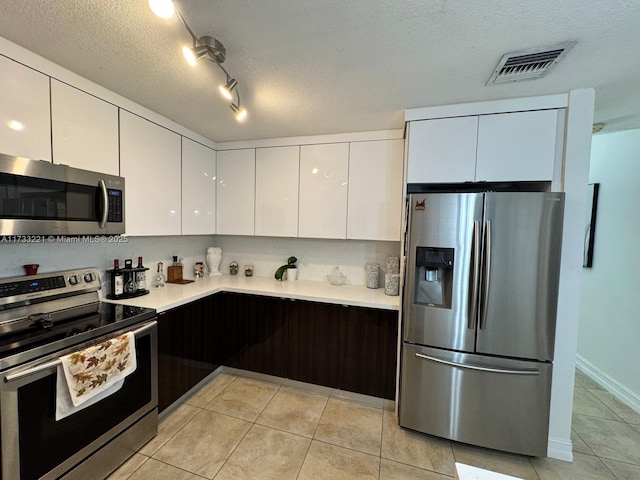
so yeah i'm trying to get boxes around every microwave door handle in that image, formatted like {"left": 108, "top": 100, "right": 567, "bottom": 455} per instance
{"left": 468, "top": 220, "right": 481, "bottom": 329}
{"left": 98, "top": 179, "right": 108, "bottom": 229}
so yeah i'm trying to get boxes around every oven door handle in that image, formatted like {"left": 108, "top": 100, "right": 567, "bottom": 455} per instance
{"left": 3, "top": 321, "right": 156, "bottom": 384}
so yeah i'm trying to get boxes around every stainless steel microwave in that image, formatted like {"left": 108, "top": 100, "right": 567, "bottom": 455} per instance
{"left": 0, "top": 153, "right": 125, "bottom": 236}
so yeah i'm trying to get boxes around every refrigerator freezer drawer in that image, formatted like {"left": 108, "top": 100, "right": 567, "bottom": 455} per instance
{"left": 399, "top": 343, "right": 552, "bottom": 457}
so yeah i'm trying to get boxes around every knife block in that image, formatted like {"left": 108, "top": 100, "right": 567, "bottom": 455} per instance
{"left": 167, "top": 263, "right": 183, "bottom": 282}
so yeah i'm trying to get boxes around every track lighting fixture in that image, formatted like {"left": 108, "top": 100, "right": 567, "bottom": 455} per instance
{"left": 230, "top": 103, "right": 247, "bottom": 122}
{"left": 149, "top": 0, "right": 248, "bottom": 122}
{"left": 219, "top": 78, "right": 238, "bottom": 101}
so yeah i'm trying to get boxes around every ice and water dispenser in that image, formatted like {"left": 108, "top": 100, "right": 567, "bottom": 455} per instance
{"left": 414, "top": 247, "right": 454, "bottom": 308}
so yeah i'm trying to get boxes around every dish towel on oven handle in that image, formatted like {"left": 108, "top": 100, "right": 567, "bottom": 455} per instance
{"left": 55, "top": 331, "right": 136, "bottom": 420}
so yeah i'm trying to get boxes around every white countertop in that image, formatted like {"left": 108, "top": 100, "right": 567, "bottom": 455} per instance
{"left": 102, "top": 275, "right": 400, "bottom": 313}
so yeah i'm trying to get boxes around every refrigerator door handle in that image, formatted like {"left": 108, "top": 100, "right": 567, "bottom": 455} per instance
{"left": 468, "top": 220, "right": 481, "bottom": 329}
{"left": 415, "top": 352, "right": 540, "bottom": 376}
{"left": 479, "top": 219, "right": 492, "bottom": 330}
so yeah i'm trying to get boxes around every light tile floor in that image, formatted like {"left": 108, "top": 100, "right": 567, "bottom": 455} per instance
{"left": 109, "top": 370, "right": 640, "bottom": 479}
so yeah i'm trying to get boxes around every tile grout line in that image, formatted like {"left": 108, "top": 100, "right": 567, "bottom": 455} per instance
{"left": 580, "top": 386, "right": 626, "bottom": 423}
{"left": 295, "top": 394, "right": 332, "bottom": 480}
{"left": 211, "top": 383, "right": 282, "bottom": 478}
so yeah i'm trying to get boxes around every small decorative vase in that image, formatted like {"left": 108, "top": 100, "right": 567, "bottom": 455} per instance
{"left": 206, "top": 247, "right": 222, "bottom": 276}
{"left": 285, "top": 268, "right": 298, "bottom": 281}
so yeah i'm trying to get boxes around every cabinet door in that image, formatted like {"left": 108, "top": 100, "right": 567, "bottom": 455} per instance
{"left": 241, "top": 295, "right": 288, "bottom": 378}
{"left": 0, "top": 55, "right": 51, "bottom": 161}
{"left": 298, "top": 143, "right": 349, "bottom": 239}
{"left": 340, "top": 307, "right": 398, "bottom": 400}
{"left": 157, "top": 297, "right": 219, "bottom": 412}
{"left": 255, "top": 146, "right": 299, "bottom": 237}
{"left": 347, "top": 139, "right": 404, "bottom": 241}
{"left": 406, "top": 117, "right": 478, "bottom": 183}
{"left": 120, "top": 111, "right": 181, "bottom": 235}
{"left": 216, "top": 293, "right": 244, "bottom": 369}
{"left": 287, "top": 300, "right": 343, "bottom": 388}
{"left": 182, "top": 138, "right": 216, "bottom": 234}
{"left": 51, "top": 79, "right": 119, "bottom": 175}
{"left": 216, "top": 149, "right": 255, "bottom": 235}
{"left": 476, "top": 110, "right": 559, "bottom": 182}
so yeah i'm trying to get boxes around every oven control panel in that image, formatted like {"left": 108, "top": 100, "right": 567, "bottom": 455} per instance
{"left": 0, "top": 268, "right": 100, "bottom": 305}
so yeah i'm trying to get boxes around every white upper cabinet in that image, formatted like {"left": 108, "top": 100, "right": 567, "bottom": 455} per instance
{"left": 182, "top": 138, "right": 216, "bottom": 235}
{"left": 407, "top": 109, "right": 560, "bottom": 183}
{"left": 347, "top": 139, "right": 404, "bottom": 241}
{"left": 475, "top": 110, "right": 559, "bottom": 182}
{"left": 255, "top": 146, "right": 299, "bottom": 237}
{"left": 51, "top": 79, "right": 119, "bottom": 175}
{"left": 216, "top": 149, "right": 255, "bottom": 235}
{"left": 407, "top": 116, "right": 478, "bottom": 183}
{"left": 120, "top": 110, "right": 181, "bottom": 236}
{"left": 0, "top": 55, "right": 51, "bottom": 161}
{"left": 298, "top": 143, "right": 349, "bottom": 239}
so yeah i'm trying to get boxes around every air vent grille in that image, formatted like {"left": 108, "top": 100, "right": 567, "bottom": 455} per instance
{"left": 487, "top": 42, "right": 576, "bottom": 85}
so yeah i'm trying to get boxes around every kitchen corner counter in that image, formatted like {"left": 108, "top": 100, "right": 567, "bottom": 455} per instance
{"left": 102, "top": 275, "right": 400, "bottom": 313}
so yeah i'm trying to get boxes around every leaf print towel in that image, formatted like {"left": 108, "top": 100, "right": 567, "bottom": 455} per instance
{"left": 59, "top": 332, "right": 137, "bottom": 407}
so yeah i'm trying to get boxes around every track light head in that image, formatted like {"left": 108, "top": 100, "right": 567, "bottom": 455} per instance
{"left": 230, "top": 103, "right": 248, "bottom": 122}
{"left": 219, "top": 78, "right": 238, "bottom": 100}
{"left": 182, "top": 45, "right": 208, "bottom": 66}
{"left": 148, "top": 0, "right": 175, "bottom": 19}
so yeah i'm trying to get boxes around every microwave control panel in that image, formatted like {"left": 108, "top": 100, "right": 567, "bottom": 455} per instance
{"left": 107, "top": 189, "right": 123, "bottom": 222}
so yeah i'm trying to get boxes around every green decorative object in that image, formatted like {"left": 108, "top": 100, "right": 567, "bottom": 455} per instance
{"left": 274, "top": 256, "right": 298, "bottom": 281}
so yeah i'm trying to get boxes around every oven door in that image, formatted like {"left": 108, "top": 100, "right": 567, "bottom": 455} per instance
{"left": 0, "top": 153, "right": 125, "bottom": 236}
{"left": 0, "top": 320, "right": 157, "bottom": 480}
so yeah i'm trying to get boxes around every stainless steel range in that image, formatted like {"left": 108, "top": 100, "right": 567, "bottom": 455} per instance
{"left": 0, "top": 268, "right": 157, "bottom": 480}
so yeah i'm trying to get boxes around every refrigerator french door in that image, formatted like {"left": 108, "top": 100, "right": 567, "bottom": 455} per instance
{"left": 399, "top": 192, "right": 564, "bottom": 457}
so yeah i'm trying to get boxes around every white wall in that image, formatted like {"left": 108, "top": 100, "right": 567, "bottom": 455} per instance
{"left": 577, "top": 129, "right": 640, "bottom": 407}
{"left": 546, "top": 89, "right": 594, "bottom": 461}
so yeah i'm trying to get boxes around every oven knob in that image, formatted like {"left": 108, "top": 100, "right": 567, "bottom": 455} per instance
{"left": 84, "top": 273, "right": 95, "bottom": 283}
{"left": 68, "top": 275, "right": 79, "bottom": 285}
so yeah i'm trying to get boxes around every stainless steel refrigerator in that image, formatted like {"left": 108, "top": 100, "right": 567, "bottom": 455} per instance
{"left": 399, "top": 192, "right": 564, "bottom": 457}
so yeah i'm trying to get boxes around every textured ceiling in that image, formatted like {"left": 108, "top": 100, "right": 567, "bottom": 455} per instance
{"left": 0, "top": 0, "right": 639, "bottom": 142}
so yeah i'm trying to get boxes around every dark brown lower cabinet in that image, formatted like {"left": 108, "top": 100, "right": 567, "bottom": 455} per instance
{"left": 157, "top": 294, "right": 222, "bottom": 412}
{"left": 287, "top": 300, "right": 343, "bottom": 389}
{"left": 339, "top": 306, "right": 398, "bottom": 400}
{"left": 158, "top": 292, "right": 398, "bottom": 412}
{"left": 216, "top": 292, "right": 244, "bottom": 369}
{"left": 239, "top": 294, "right": 288, "bottom": 378}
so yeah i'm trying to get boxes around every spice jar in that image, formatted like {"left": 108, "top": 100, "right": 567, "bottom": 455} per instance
{"left": 229, "top": 261, "right": 239, "bottom": 275}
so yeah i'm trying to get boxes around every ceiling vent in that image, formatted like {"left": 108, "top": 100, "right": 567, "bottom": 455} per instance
{"left": 486, "top": 42, "right": 576, "bottom": 85}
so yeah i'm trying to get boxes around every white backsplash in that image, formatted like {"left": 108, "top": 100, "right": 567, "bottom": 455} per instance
{"left": 0, "top": 235, "right": 400, "bottom": 291}
{"left": 0, "top": 236, "right": 214, "bottom": 295}
{"left": 212, "top": 235, "right": 400, "bottom": 286}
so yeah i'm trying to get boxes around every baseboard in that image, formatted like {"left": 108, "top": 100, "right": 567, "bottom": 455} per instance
{"left": 576, "top": 354, "right": 640, "bottom": 414}
{"left": 547, "top": 436, "right": 573, "bottom": 462}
